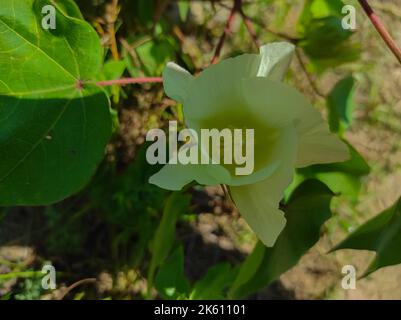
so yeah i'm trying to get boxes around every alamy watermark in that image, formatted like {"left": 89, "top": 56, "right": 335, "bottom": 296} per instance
{"left": 341, "top": 265, "right": 356, "bottom": 290}
{"left": 146, "top": 121, "right": 255, "bottom": 176}
{"left": 41, "top": 5, "right": 56, "bottom": 30}
{"left": 342, "top": 5, "right": 357, "bottom": 30}
{"left": 41, "top": 263, "right": 56, "bottom": 290}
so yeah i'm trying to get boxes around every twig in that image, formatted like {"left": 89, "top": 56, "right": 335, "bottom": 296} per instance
{"left": 295, "top": 49, "right": 325, "bottom": 98}
{"left": 239, "top": 9, "right": 260, "bottom": 48}
{"left": 219, "top": 2, "right": 298, "bottom": 43}
{"left": 105, "top": 0, "right": 120, "bottom": 60}
{"left": 211, "top": 0, "right": 240, "bottom": 64}
{"left": 358, "top": 0, "right": 401, "bottom": 64}
{"left": 120, "top": 38, "right": 146, "bottom": 77}
{"left": 95, "top": 77, "right": 163, "bottom": 87}
{"left": 57, "top": 278, "right": 97, "bottom": 300}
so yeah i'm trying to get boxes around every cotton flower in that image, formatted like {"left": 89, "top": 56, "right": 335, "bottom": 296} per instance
{"left": 149, "top": 42, "right": 349, "bottom": 247}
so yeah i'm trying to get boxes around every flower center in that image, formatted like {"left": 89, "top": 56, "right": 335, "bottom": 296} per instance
{"left": 197, "top": 110, "right": 280, "bottom": 176}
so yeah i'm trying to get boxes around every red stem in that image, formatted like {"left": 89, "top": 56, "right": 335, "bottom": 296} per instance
{"left": 210, "top": 0, "right": 240, "bottom": 64}
{"left": 240, "top": 9, "right": 261, "bottom": 48}
{"left": 95, "top": 77, "right": 163, "bottom": 87}
{"left": 358, "top": 0, "right": 401, "bottom": 64}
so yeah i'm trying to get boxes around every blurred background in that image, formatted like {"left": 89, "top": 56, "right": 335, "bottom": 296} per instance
{"left": 1, "top": 0, "right": 401, "bottom": 300}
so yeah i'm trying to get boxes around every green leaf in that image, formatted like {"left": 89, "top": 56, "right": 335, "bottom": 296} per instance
{"left": 229, "top": 180, "right": 334, "bottom": 299}
{"left": 333, "top": 197, "right": 401, "bottom": 276}
{"left": 228, "top": 240, "right": 265, "bottom": 297}
{"left": 178, "top": 1, "right": 190, "bottom": 22}
{"left": 136, "top": 38, "right": 176, "bottom": 76}
{"left": 148, "top": 192, "right": 190, "bottom": 288}
{"left": 155, "top": 246, "right": 190, "bottom": 299}
{"left": 0, "top": 0, "right": 111, "bottom": 205}
{"left": 298, "top": 143, "right": 370, "bottom": 200}
{"left": 328, "top": 76, "right": 356, "bottom": 133}
{"left": 56, "top": 0, "right": 84, "bottom": 19}
{"left": 299, "top": 17, "right": 360, "bottom": 71}
{"left": 101, "top": 60, "right": 127, "bottom": 81}
{"left": 190, "top": 263, "right": 236, "bottom": 300}
{"left": 100, "top": 59, "right": 126, "bottom": 102}
{"left": 298, "top": 0, "right": 360, "bottom": 71}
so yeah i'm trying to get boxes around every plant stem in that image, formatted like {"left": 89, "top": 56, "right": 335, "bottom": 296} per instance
{"left": 210, "top": 0, "right": 240, "bottom": 64}
{"left": 295, "top": 49, "right": 325, "bottom": 99}
{"left": 95, "top": 77, "right": 163, "bottom": 87}
{"left": 239, "top": 9, "right": 261, "bottom": 48}
{"left": 358, "top": 0, "right": 401, "bottom": 64}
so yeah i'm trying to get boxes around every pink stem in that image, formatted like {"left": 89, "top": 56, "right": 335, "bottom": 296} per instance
{"left": 358, "top": 0, "right": 401, "bottom": 64}
{"left": 210, "top": 0, "right": 239, "bottom": 64}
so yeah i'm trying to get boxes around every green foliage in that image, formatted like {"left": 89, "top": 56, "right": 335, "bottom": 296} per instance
{"left": 148, "top": 192, "right": 191, "bottom": 294}
{"left": 298, "top": 144, "right": 370, "bottom": 200}
{"left": 14, "top": 278, "right": 44, "bottom": 300}
{"left": 100, "top": 59, "right": 127, "bottom": 103}
{"left": 0, "top": 0, "right": 111, "bottom": 205}
{"left": 328, "top": 76, "right": 357, "bottom": 134}
{"left": 126, "top": 37, "right": 177, "bottom": 77}
{"left": 298, "top": 0, "right": 360, "bottom": 71}
{"left": 190, "top": 263, "right": 236, "bottom": 300}
{"left": 1, "top": 0, "right": 398, "bottom": 300}
{"left": 155, "top": 246, "right": 190, "bottom": 299}
{"left": 333, "top": 197, "right": 401, "bottom": 276}
{"left": 229, "top": 179, "right": 335, "bottom": 298}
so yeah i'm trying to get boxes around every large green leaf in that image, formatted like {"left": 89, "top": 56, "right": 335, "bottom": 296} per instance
{"left": 0, "top": 0, "right": 111, "bottom": 205}
{"left": 333, "top": 197, "right": 401, "bottom": 276}
{"left": 229, "top": 180, "right": 334, "bottom": 299}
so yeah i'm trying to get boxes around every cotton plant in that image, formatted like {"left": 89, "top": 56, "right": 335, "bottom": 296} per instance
{"left": 149, "top": 42, "right": 349, "bottom": 247}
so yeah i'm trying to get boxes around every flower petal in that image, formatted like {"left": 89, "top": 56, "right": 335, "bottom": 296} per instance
{"left": 163, "top": 62, "right": 194, "bottom": 103}
{"left": 182, "top": 42, "right": 295, "bottom": 125}
{"left": 258, "top": 42, "right": 295, "bottom": 80}
{"left": 296, "top": 122, "right": 350, "bottom": 167}
{"left": 149, "top": 148, "right": 232, "bottom": 190}
{"left": 240, "top": 77, "right": 349, "bottom": 166}
{"left": 240, "top": 77, "right": 320, "bottom": 128}
{"left": 229, "top": 126, "right": 298, "bottom": 247}
{"left": 184, "top": 54, "right": 260, "bottom": 124}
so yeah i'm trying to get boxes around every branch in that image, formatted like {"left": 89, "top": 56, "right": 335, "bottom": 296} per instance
{"left": 219, "top": 2, "right": 298, "bottom": 43}
{"left": 210, "top": 0, "right": 240, "bottom": 64}
{"left": 295, "top": 49, "right": 325, "bottom": 99}
{"left": 57, "top": 278, "right": 97, "bottom": 300}
{"left": 358, "top": 0, "right": 401, "bottom": 64}
{"left": 239, "top": 9, "right": 260, "bottom": 48}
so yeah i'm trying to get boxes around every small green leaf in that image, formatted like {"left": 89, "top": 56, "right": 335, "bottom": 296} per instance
{"left": 155, "top": 246, "right": 190, "bottom": 299}
{"left": 100, "top": 59, "right": 126, "bottom": 102}
{"left": 148, "top": 192, "right": 190, "bottom": 290}
{"left": 333, "top": 197, "right": 401, "bottom": 276}
{"left": 298, "top": 143, "right": 370, "bottom": 200}
{"left": 178, "top": 1, "right": 190, "bottom": 22}
{"left": 228, "top": 241, "right": 265, "bottom": 297}
{"left": 136, "top": 38, "right": 176, "bottom": 76}
{"left": 190, "top": 263, "right": 235, "bottom": 300}
{"left": 298, "top": 0, "right": 360, "bottom": 71}
{"left": 229, "top": 179, "right": 334, "bottom": 299}
{"left": 328, "top": 76, "right": 356, "bottom": 133}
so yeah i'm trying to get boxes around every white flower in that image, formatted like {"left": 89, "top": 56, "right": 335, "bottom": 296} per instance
{"left": 150, "top": 42, "right": 349, "bottom": 247}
